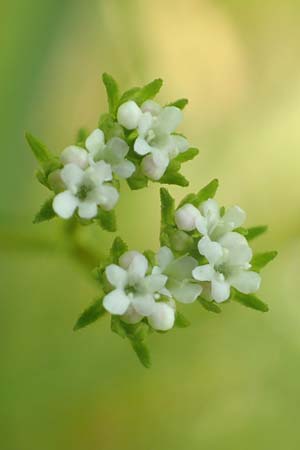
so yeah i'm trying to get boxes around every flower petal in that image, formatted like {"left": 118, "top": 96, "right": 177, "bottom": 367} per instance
{"left": 156, "top": 106, "right": 183, "bottom": 134}
{"left": 105, "top": 264, "right": 128, "bottom": 289}
{"left": 198, "top": 237, "right": 223, "bottom": 265}
{"left": 53, "top": 191, "right": 78, "bottom": 219}
{"left": 134, "top": 137, "right": 152, "bottom": 156}
{"left": 157, "top": 246, "right": 174, "bottom": 270}
{"left": 141, "top": 100, "right": 162, "bottom": 116}
{"left": 103, "top": 289, "right": 130, "bottom": 315}
{"left": 166, "top": 255, "right": 198, "bottom": 280}
{"left": 211, "top": 278, "right": 230, "bottom": 303}
{"left": 218, "top": 232, "right": 252, "bottom": 266}
{"left": 138, "top": 112, "right": 153, "bottom": 136}
{"left": 60, "top": 163, "right": 84, "bottom": 191}
{"left": 119, "top": 251, "right": 148, "bottom": 279}
{"left": 223, "top": 205, "right": 246, "bottom": 230}
{"left": 148, "top": 302, "right": 175, "bottom": 331}
{"left": 168, "top": 279, "right": 202, "bottom": 304}
{"left": 143, "top": 274, "right": 168, "bottom": 293}
{"left": 85, "top": 129, "right": 105, "bottom": 156}
{"left": 94, "top": 185, "right": 119, "bottom": 211}
{"left": 192, "top": 264, "right": 214, "bottom": 281}
{"left": 132, "top": 294, "right": 155, "bottom": 316}
{"left": 106, "top": 137, "right": 129, "bottom": 164}
{"left": 175, "top": 203, "right": 200, "bottom": 231}
{"left": 201, "top": 199, "right": 220, "bottom": 226}
{"left": 141, "top": 152, "right": 169, "bottom": 180}
{"left": 61, "top": 146, "right": 89, "bottom": 169}
{"left": 113, "top": 160, "right": 135, "bottom": 179}
{"left": 78, "top": 201, "right": 98, "bottom": 219}
{"left": 121, "top": 304, "right": 143, "bottom": 324}
{"left": 171, "top": 135, "right": 189, "bottom": 153}
{"left": 230, "top": 270, "right": 261, "bottom": 294}
{"left": 87, "top": 160, "right": 112, "bottom": 184}
{"left": 117, "top": 101, "right": 142, "bottom": 130}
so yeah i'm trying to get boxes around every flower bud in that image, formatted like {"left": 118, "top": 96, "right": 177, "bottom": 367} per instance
{"left": 117, "top": 101, "right": 142, "bottom": 130}
{"left": 61, "top": 146, "right": 88, "bottom": 169}
{"left": 141, "top": 153, "right": 168, "bottom": 180}
{"left": 175, "top": 204, "right": 200, "bottom": 231}
{"left": 148, "top": 302, "right": 175, "bottom": 331}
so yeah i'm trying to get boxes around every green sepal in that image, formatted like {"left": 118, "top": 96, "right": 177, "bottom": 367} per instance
{"left": 167, "top": 98, "right": 188, "bottom": 109}
{"left": 36, "top": 169, "right": 49, "bottom": 188}
{"left": 175, "top": 147, "right": 199, "bottom": 163}
{"left": 111, "top": 316, "right": 127, "bottom": 338}
{"left": 76, "top": 127, "right": 89, "bottom": 145}
{"left": 102, "top": 73, "right": 120, "bottom": 116}
{"left": 198, "top": 297, "right": 222, "bottom": 314}
{"left": 96, "top": 209, "right": 117, "bottom": 232}
{"left": 110, "top": 236, "right": 128, "bottom": 264}
{"left": 73, "top": 296, "right": 106, "bottom": 331}
{"left": 143, "top": 250, "right": 156, "bottom": 267}
{"left": 246, "top": 225, "right": 268, "bottom": 241}
{"left": 33, "top": 197, "right": 56, "bottom": 224}
{"left": 98, "top": 113, "right": 124, "bottom": 141}
{"left": 131, "top": 340, "right": 151, "bottom": 368}
{"left": 160, "top": 171, "right": 189, "bottom": 187}
{"left": 160, "top": 188, "right": 175, "bottom": 226}
{"left": 133, "top": 78, "right": 163, "bottom": 106}
{"left": 251, "top": 251, "right": 278, "bottom": 272}
{"left": 178, "top": 178, "right": 219, "bottom": 208}
{"left": 232, "top": 290, "right": 269, "bottom": 312}
{"left": 174, "top": 311, "right": 190, "bottom": 328}
{"left": 127, "top": 169, "right": 149, "bottom": 190}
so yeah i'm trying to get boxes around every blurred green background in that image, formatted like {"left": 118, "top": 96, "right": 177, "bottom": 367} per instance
{"left": 1, "top": 0, "right": 300, "bottom": 449}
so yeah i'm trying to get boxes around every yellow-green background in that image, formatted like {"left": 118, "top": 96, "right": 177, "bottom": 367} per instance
{"left": 1, "top": 1, "right": 300, "bottom": 449}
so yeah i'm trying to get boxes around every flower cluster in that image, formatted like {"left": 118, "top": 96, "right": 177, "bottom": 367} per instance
{"left": 27, "top": 73, "right": 277, "bottom": 368}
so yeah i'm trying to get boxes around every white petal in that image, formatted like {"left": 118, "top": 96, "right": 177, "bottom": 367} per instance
{"left": 141, "top": 100, "right": 162, "bottom": 116}
{"left": 157, "top": 246, "right": 174, "bottom": 270}
{"left": 117, "top": 101, "right": 142, "bottom": 130}
{"left": 168, "top": 279, "right": 202, "bottom": 304}
{"left": 143, "top": 274, "right": 168, "bottom": 293}
{"left": 201, "top": 199, "right": 220, "bottom": 225}
{"left": 218, "top": 232, "right": 252, "bottom": 266}
{"left": 61, "top": 146, "right": 89, "bottom": 169}
{"left": 171, "top": 135, "right": 189, "bottom": 153}
{"left": 106, "top": 137, "right": 129, "bottom": 163}
{"left": 230, "top": 270, "right": 261, "bottom": 294}
{"left": 53, "top": 191, "right": 78, "bottom": 219}
{"left": 211, "top": 278, "right": 230, "bottom": 303}
{"left": 113, "top": 160, "right": 135, "bottom": 179}
{"left": 138, "top": 112, "right": 153, "bottom": 136}
{"left": 60, "top": 163, "right": 84, "bottom": 191}
{"left": 119, "top": 251, "right": 142, "bottom": 269}
{"left": 148, "top": 302, "right": 175, "bottom": 331}
{"left": 195, "top": 214, "right": 208, "bottom": 235}
{"left": 223, "top": 206, "right": 246, "bottom": 230}
{"left": 94, "top": 185, "right": 119, "bottom": 211}
{"left": 105, "top": 264, "right": 128, "bottom": 289}
{"left": 192, "top": 264, "right": 214, "bottom": 281}
{"left": 198, "top": 237, "right": 223, "bottom": 265}
{"left": 119, "top": 252, "right": 148, "bottom": 279}
{"left": 156, "top": 106, "right": 183, "bottom": 134}
{"left": 103, "top": 289, "right": 130, "bottom": 315}
{"left": 134, "top": 137, "right": 152, "bottom": 156}
{"left": 78, "top": 201, "right": 98, "bottom": 219}
{"left": 175, "top": 203, "right": 200, "bottom": 231}
{"left": 87, "top": 160, "right": 112, "bottom": 184}
{"left": 166, "top": 255, "right": 198, "bottom": 281}
{"left": 85, "top": 129, "right": 105, "bottom": 156}
{"left": 141, "top": 152, "right": 169, "bottom": 180}
{"left": 48, "top": 169, "right": 65, "bottom": 192}
{"left": 121, "top": 304, "right": 143, "bottom": 324}
{"left": 132, "top": 294, "right": 155, "bottom": 316}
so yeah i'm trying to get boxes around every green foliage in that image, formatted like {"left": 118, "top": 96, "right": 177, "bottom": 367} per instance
{"left": 246, "top": 225, "right": 268, "bottom": 241}
{"left": 167, "top": 98, "right": 189, "bottom": 109}
{"left": 98, "top": 113, "right": 123, "bottom": 141}
{"left": 33, "top": 197, "right": 56, "bottom": 224}
{"left": 178, "top": 178, "right": 219, "bottom": 208}
{"left": 174, "top": 311, "right": 190, "bottom": 328}
{"left": 76, "top": 127, "right": 89, "bottom": 145}
{"left": 232, "top": 290, "right": 269, "bottom": 312}
{"left": 119, "top": 87, "right": 141, "bottom": 105}
{"left": 131, "top": 340, "right": 151, "bottom": 368}
{"left": 198, "top": 297, "right": 222, "bottom": 314}
{"left": 143, "top": 250, "right": 156, "bottom": 267}
{"left": 126, "top": 169, "right": 149, "bottom": 190}
{"left": 74, "top": 296, "right": 106, "bottom": 331}
{"left": 26, "top": 132, "right": 53, "bottom": 164}
{"left": 175, "top": 147, "right": 199, "bottom": 163}
{"left": 97, "top": 209, "right": 117, "bottom": 232}
{"left": 251, "top": 251, "right": 278, "bottom": 272}
{"left": 133, "top": 78, "right": 163, "bottom": 106}
{"left": 160, "top": 188, "right": 175, "bottom": 226}
{"left": 102, "top": 73, "right": 120, "bottom": 116}
{"left": 110, "top": 237, "right": 128, "bottom": 264}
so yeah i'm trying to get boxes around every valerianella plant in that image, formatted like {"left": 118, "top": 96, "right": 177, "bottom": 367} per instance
{"left": 26, "top": 73, "right": 277, "bottom": 367}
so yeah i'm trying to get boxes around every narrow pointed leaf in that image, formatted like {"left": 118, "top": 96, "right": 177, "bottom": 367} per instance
{"left": 74, "top": 297, "right": 106, "bottom": 331}
{"left": 175, "top": 148, "right": 199, "bottom": 163}
{"left": 174, "top": 311, "right": 190, "bottom": 328}
{"left": 251, "top": 251, "right": 278, "bottom": 272}
{"left": 134, "top": 78, "right": 163, "bottom": 105}
{"left": 246, "top": 225, "right": 268, "bottom": 241}
{"left": 196, "top": 179, "right": 219, "bottom": 205}
{"left": 198, "top": 297, "right": 222, "bottom": 313}
{"left": 160, "top": 188, "right": 175, "bottom": 226}
{"left": 160, "top": 172, "right": 189, "bottom": 187}
{"left": 233, "top": 291, "right": 269, "bottom": 312}
{"left": 33, "top": 197, "right": 56, "bottom": 224}
{"left": 110, "top": 237, "right": 128, "bottom": 263}
{"left": 131, "top": 339, "right": 151, "bottom": 368}
{"left": 26, "top": 132, "right": 53, "bottom": 164}
{"left": 167, "top": 98, "right": 188, "bottom": 109}
{"left": 102, "top": 73, "right": 119, "bottom": 115}
{"left": 97, "top": 209, "right": 117, "bottom": 232}
{"left": 119, "top": 87, "right": 141, "bottom": 105}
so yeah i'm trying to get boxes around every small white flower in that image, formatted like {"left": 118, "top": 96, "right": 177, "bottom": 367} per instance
{"left": 192, "top": 232, "right": 261, "bottom": 303}
{"left": 85, "top": 129, "right": 135, "bottom": 179}
{"left": 61, "top": 145, "right": 89, "bottom": 169}
{"left": 103, "top": 251, "right": 170, "bottom": 329}
{"left": 117, "top": 100, "right": 189, "bottom": 180}
{"left": 175, "top": 203, "right": 201, "bottom": 231}
{"left": 53, "top": 161, "right": 119, "bottom": 219}
{"left": 148, "top": 299, "right": 176, "bottom": 331}
{"left": 155, "top": 246, "right": 202, "bottom": 303}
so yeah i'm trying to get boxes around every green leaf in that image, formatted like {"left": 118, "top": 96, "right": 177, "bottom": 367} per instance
{"left": 232, "top": 291, "right": 269, "bottom": 312}
{"left": 76, "top": 128, "right": 89, "bottom": 145}
{"left": 246, "top": 225, "right": 268, "bottom": 241}
{"left": 98, "top": 113, "right": 124, "bottom": 140}
{"left": 178, "top": 193, "right": 198, "bottom": 208}
{"left": 167, "top": 98, "right": 188, "bottom": 109}
{"left": 160, "top": 171, "right": 189, "bottom": 187}
{"left": 25, "top": 132, "right": 53, "bottom": 164}
{"left": 134, "top": 78, "right": 163, "bottom": 105}
{"left": 198, "top": 297, "right": 222, "bottom": 314}
{"left": 160, "top": 188, "right": 175, "bottom": 226}
{"left": 73, "top": 297, "right": 106, "bottom": 331}
{"left": 110, "top": 237, "right": 128, "bottom": 263}
{"left": 235, "top": 227, "right": 248, "bottom": 236}
{"left": 97, "top": 209, "right": 117, "bottom": 232}
{"left": 251, "top": 251, "right": 278, "bottom": 272}
{"left": 174, "top": 311, "right": 190, "bottom": 328}
{"left": 196, "top": 179, "right": 219, "bottom": 205}
{"left": 102, "top": 73, "right": 119, "bottom": 115}
{"left": 119, "top": 87, "right": 141, "bottom": 105}
{"left": 127, "top": 170, "right": 148, "bottom": 190}
{"left": 175, "top": 147, "right": 199, "bottom": 163}
{"left": 143, "top": 250, "right": 156, "bottom": 267}
{"left": 130, "top": 339, "right": 151, "bottom": 368}
{"left": 111, "top": 316, "right": 127, "bottom": 338}
{"left": 33, "top": 197, "right": 56, "bottom": 224}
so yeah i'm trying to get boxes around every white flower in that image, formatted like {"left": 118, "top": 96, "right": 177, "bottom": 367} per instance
{"left": 155, "top": 246, "right": 202, "bottom": 303}
{"left": 148, "top": 299, "right": 176, "bottom": 331}
{"left": 192, "top": 232, "right": 261, "bottom": 303}
{"left": 103, "top": 251, "right": 174, "bottom": 330}
{"left": 117, "top": 100, "right": 189, "bottom": 180}
{"left": 85, "top": 129, "right": 135, "bottom": 179}
{"left": 175, "top": 203, "right": 201, "bottom": 231}
{"left": 52, "top": 161, "right": 119, "bottom": 219}
{"left": 61, "top": 145, "right": 89, "bottom": 169}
